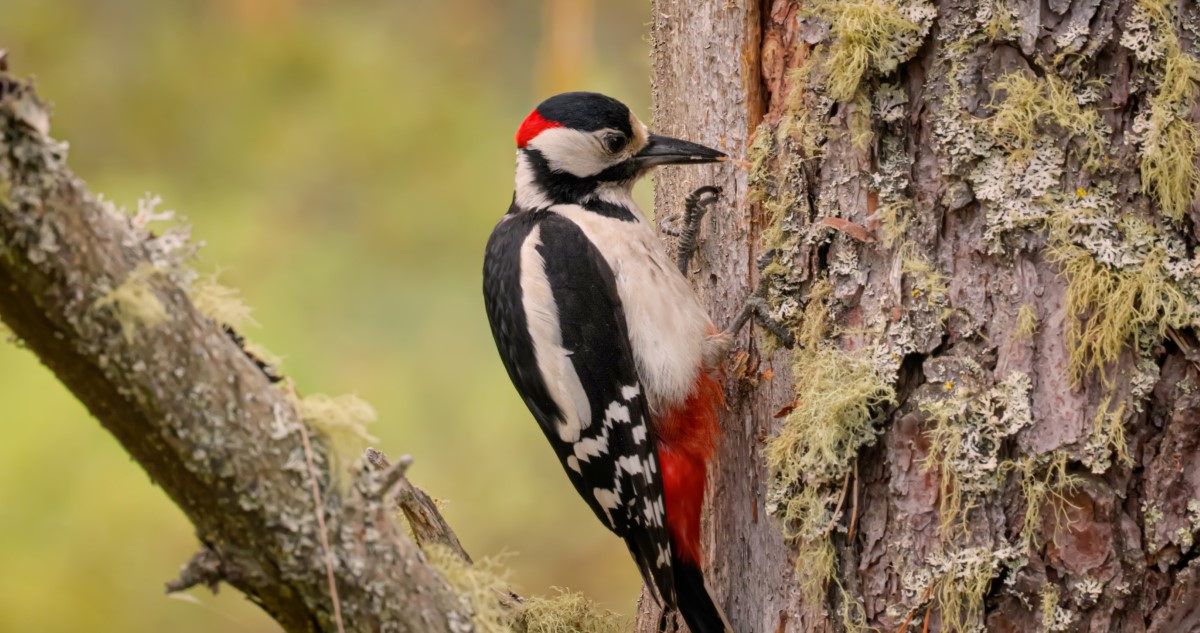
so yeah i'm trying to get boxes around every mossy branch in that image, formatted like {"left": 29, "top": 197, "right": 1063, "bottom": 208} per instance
{"left": 0, "top": 69, "right": 478, "bottom": 632}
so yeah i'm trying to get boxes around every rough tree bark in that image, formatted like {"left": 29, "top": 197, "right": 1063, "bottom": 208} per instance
{"left": 641, "top": 0, "right": 1200, "bottom": 632}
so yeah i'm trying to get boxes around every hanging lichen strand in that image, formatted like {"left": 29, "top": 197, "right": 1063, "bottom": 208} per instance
{"left": 752, "top": 0, "right": 1200, "bottom": 629}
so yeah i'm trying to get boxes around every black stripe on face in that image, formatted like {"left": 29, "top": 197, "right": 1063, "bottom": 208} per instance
{"left": 522, "top": 149, "right": 638, "bottom": 221}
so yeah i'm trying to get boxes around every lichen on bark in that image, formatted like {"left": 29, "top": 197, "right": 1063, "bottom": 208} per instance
{"left": 649, "top": 0, "right": 1200, "bottom": 630}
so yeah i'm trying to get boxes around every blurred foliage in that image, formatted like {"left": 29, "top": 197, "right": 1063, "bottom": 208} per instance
{"left": 0, "top": 1, "right": 654, "bottom": 631}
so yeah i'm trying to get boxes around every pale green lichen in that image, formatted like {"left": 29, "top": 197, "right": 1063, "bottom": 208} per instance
{"left": 1177, "top": 525, "right": 1195, "bottom": 552}
{"left": 1076, "top": 577, "right": 1104, "bottom": 606}
{"left": 1049, "top": 185, "right": 1198, "bottom": 347}
{"left": 1002, "top": 451, "right": 1080, "bottom": 551}
{"left": 1136, "top": 50, "right": 1200, "bottom": 221}
{"left": 829, "top": 239, "right": 866, "bottom": 291}
{"left": 1039, "top": 583, "right": 1075, "bottom": 632}
{"left": 764, "top": 279, "right": 896, "bottom": 604}
{"left": 921, "top": 369, "right": 1034, "bottom": 536}
{"left": 835, "top": 587, "right": 872, "bottom": 633}
{"left": 423, "top": 546, "right": 625, "bottom": 633}
{"left": 1083, "top": 397, "right": 1131, "bottom": 474}
{"left": 122, "top": 194, "right": 199, "bottom": 273}
{"left": 1033, "top": 184, "right": 1200, "bottom": 444}
{"left": 967, "top": 71, "right": 1111, "bottom": 252}
{"left": 970, "top": 145, "right": 1063, "bottom": 252}
{"left": 1122, "top": 0, "right": 1200, "bottom": 220}
{"left": 781, "top": 66, "right": 834, "bottom": 159}
{"left": 189, "top": 272, "right": 259, "bottom": 330}
{"left": 777, "top": 487, "right": 839, "bottom": 603}
{"left": 523, "top": 589, "right": 626, "bottom": 633}
{"left": 1180, "top": 499, "right": 1200, "bottom": 552}
{"left": 750, "top": 125, "right": 814, "bottom": 341}
{"left": 1049, "top": 239, "right": 1193, "bottom": 386}
{"left": 424, "top": 545, "right": 514, "bottom": 633}
{"left": 295, "top": 393, "right": 379, "bottom": 472}
{"left": 1121, "top": 1, "right": 1169, "bottom": 63}
{"left": 1144, "top": 501, "right": 1165, "bottom": 550}
{"left": 976, "top": 0, "right": 1018, "bottom": 41}
{"left": 847, "top": 92, "right": 875, "bottom": 152}
{"left": 901, "top": 244, "right": 949, "bottom": 309}
{"left": 92, "top": 262, "right": 170, "bottom": 342}
{"left": 767, "top": 323, "right": 895, "bottom": 490}
{"left": 804, "top": 0, "right": 936, "bottom": 102}
{"left": 926, "top": 544, "right": 1022, "bottom": 633}
{"left": 871, "top": 134, "right": 914, "bottom": 249}
{"left": 932, "top": 32, "right": 991, "bottom": 175}
{"left": 986, "top": 72, "right": 1107, "bottom": 166}
{"left": 1014, "top": 304, "right": 1038, "bottom": 339}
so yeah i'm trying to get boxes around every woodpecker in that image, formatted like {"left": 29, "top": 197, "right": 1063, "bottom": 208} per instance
{"left": 483, "top": 92, "right": 736, "bottom": 633}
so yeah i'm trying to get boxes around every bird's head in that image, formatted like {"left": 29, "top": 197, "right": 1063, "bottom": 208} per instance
{"left": 513, "top": 91, "right": 725, "bottom": 208}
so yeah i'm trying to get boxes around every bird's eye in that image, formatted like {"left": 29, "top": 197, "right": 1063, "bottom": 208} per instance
{"left": 602, "top": 133, "right": 627, "bottom": 153}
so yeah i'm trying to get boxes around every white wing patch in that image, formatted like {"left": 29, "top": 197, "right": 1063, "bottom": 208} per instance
{"left": 573, "top": 399, "right": 628, "bottom": 464}
{"left": 594, "top": 486, "right": 622, "bottom": 525}
{"left": 617, "top": 455, "right": 643, "bottom": 476}
{"left": 519, "top": 226, "right": 592, "bottom": 442}
{"left": 632, "top": 422, "right": 648, "bottom": 445}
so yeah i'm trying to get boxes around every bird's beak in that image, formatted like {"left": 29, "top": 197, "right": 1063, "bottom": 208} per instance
{"left": 632, "top": 133, "right": 727, "bottom": 168}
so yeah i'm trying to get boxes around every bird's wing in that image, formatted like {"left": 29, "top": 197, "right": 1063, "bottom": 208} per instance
{"left": 483, "top": 209, "right": 675, "bottom": 605}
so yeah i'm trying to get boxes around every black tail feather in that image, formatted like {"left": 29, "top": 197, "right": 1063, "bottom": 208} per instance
{"left": 673, "top": 557, "right": 732, "bottom": 633}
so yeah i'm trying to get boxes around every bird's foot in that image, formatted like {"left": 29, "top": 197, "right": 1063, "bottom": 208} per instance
{"left": 727, "top": 295, "right": 795, "bottom": 348}
{"left": 714, "top": 249, "right": 796, "bottom": 356}
{"left": 675, "top": 185, "right": 722, "bottom": 275}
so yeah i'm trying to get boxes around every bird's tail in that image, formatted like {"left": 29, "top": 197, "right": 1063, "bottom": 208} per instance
{"left": 673, "top": 555, "right": 734, "bottom": 633}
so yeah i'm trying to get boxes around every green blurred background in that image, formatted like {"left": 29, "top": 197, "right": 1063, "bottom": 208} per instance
{"left": 0, "top": 1, "right": 656, "bottom": 630}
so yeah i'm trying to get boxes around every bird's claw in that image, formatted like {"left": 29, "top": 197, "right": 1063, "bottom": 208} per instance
{"left": 676, "top": 186, "right": 723, "bottom": 275}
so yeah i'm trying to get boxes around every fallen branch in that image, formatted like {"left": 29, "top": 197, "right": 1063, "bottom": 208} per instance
{"left": 0, "top": 66, "right": 470, "bottom": 632}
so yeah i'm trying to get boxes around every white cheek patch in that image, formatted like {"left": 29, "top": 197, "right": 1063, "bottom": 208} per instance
{"left": 529, "top": 127, "right": 610, "bottom": 178}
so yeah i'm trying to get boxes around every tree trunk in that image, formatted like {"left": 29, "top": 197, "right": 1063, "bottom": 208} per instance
{"left": 642, "top": 1, "right": 1200, "bottom": 632}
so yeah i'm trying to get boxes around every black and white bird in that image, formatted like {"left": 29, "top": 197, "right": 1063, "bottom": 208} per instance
{"left": 482, "top": 91, "right": 736, "bottom": 633}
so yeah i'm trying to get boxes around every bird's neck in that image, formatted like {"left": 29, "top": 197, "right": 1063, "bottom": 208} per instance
{"left": 513, "top": 151, "right": 643, "bottom": 222}
{"left": 514, "top": 152, "right": 556, "bottom": 210}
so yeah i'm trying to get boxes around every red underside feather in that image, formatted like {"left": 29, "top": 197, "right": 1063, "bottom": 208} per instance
{"left": 656, "top": 370, "right": 723, "bottom": 564}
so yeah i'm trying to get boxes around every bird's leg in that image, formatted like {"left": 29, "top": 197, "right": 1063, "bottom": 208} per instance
{"left": 674, "top": 186, "right": 795, "bottom": 361}
{"left": 726, "top": 250, "right": 795, "bottom": 347}
{"left": 675, "top": 186, "right": 722, "bottom": 275}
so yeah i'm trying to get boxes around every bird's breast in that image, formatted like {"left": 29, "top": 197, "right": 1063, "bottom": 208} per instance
{"left": 549, "top": 204, "right": 713, "bottom": 413}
